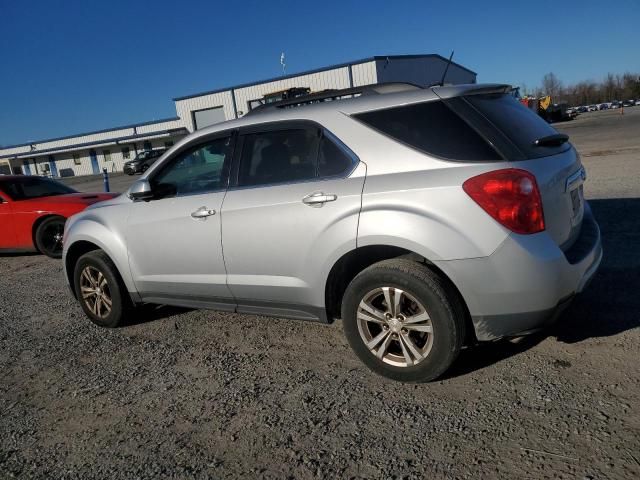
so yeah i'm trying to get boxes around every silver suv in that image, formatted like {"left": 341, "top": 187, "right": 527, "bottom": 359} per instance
{"left": 63, "top": 83, "right": 602, "bottom": 382}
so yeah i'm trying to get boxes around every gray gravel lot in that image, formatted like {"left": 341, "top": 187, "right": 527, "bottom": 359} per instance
{"left": 1, "top": 108, "right": 639, "bottom": 479}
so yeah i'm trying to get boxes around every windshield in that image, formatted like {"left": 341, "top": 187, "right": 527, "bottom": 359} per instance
{"left": 134, "top": 150, "right": 163, "bottom": 161}
{"left": 0, "top": 177, "right": 77, "bottom": 201}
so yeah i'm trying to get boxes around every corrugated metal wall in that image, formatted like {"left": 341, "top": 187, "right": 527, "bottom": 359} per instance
{"left": 173, "top": 61, "right": 378, "bottom": 127}
{"left": 375, "top": 57, "right": 476, "bottom": 86}
{"left": 174, "top": 91, "right": 236, "bottom": 131}
{"left": 351, "top": 61, "right": 377, "bottom": 86}
{"left": 234, "top": 66, "right": 354, "bottom": 116}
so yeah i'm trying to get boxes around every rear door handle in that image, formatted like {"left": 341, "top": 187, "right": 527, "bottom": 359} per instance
{"left": 191, "top": 206, "right": 216, "bottom": 219}
{"left": 302, "top": 192, "right": 337, "bottom": 207}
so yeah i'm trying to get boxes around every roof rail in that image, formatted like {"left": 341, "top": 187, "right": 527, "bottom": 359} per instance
{"left": 245, "top": 82, "right": 423, "bottom": 116}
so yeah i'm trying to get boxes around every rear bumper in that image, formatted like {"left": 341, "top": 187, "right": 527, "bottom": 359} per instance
{"left": 435, "top": 202, "right": 602, "bottom": 341}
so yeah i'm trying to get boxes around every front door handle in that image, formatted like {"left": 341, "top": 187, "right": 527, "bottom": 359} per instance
{"left": 302, "top": 192, "right": 337, "bottom": 207}
{"left": 191, "top": 206, "right": 216, "bottom": 219}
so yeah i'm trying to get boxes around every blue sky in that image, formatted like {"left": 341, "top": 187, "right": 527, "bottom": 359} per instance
{"left": 1, "top": 0, "right": 638, "bottom": 146}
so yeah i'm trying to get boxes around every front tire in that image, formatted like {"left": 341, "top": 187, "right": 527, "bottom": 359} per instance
{"left": 341, "top": 259, "right": 465, "bottom": 383}
{"left": 73, "top": 250, "right": 130, "bottom": 328}
{"left": 35, "top": 216, "right": 66, "bottom": 258}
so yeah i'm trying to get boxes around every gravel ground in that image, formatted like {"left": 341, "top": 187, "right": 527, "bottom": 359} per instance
{"left": 1, "top": 108, "right": 639, "bottom": 479}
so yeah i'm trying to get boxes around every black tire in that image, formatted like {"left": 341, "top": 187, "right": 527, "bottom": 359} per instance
{"left": 35, "top": 216, "right": 66, "bottom": 258}
{"left": 341, "top": 259, "right": 465, "bottom": 383}
{"left": 73, "top": 250, "right": 130, "bottom": 328}
{"left": 141, "top": 164, "right": 149, "bottom": 173}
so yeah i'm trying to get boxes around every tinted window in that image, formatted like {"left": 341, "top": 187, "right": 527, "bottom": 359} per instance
{"left": 466, "top": 93, "right": 570, "bottom": 159}
{"left": 354, "top": 100, "right": 500, "bottom": 161}
{"left": 0, "top": 177, "right": 76, "bottom": 201}
{"left": 151, "top": 137, "right": 231, "bottom": 197}
{"left": 238, "top": 129, "right": 319, "bottom": 187}
{"left": 318, "top": 135, "right": 354, "bottom": 177}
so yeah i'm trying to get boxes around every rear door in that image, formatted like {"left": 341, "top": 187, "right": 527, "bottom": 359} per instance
{"left": 221, "top": 122, "right": 365, "bottom": 320}
{"left": 126, "top": 134, "right": 235, "bottom": 308}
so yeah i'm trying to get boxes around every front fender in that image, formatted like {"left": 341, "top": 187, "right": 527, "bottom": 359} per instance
{"left": 62, "top": 206, "right": 135, "bottom": 293}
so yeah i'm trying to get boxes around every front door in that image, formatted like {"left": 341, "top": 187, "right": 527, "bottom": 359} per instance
{"left": 0, "top": 191, "right": 16, "bottom": 249}
{"left": 221, "top": 125, "right": 365, "bottom": 320}
{"left": 126, "top": 134, "right": 235, "bottom": 309}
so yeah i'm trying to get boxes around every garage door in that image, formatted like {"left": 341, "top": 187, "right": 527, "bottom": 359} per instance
{"left": 193, "top": 106, "right": 226, "bottom": 130}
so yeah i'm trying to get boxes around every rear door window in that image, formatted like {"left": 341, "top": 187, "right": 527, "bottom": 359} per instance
{"left": 238, "top": 129, "right": 320, "bottom": 187}
{"left": 354, "top": 100, "right": 501, "bottom": 161}
{"left": 465, "top": 93, "right": 571, "bottom": 158}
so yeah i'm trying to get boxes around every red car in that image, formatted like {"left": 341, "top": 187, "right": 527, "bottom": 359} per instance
{"left": 0, "top": 175, "right": 117, "bottom": 258}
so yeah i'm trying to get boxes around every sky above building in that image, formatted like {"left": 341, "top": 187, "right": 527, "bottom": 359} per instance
{"left": 1, "top": 0, "right": 638, "bottom": 145}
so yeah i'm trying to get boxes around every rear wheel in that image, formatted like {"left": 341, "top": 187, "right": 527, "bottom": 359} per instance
{"left": 73, "top": 250, "right": 130, "bottom": 328}
{"left": 35, "top": 216, "right": 65, "bottom": 258}
{"left": 342, "top": 259, "right": 465, "bottom": 382}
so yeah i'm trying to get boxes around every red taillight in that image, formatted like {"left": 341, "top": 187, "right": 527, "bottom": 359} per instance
{"left": 462, "top": 169, "right": 545, "bottom": 234}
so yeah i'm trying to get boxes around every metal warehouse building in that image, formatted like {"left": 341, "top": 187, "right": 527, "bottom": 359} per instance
{"left": 0, "top": 54, "right": 476, "bottom": 177}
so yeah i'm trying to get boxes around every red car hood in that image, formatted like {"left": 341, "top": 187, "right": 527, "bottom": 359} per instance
{"left": 20, "top": 192, "right": 119, "bottom": 208}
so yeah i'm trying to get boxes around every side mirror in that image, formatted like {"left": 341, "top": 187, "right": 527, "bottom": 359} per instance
{"left": 128, "top": 179, "right": 153, "bottom": 201}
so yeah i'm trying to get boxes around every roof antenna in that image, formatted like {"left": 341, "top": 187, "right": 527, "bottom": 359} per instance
{"left": 438, "top": 50, "right": 455, "bottom": 86}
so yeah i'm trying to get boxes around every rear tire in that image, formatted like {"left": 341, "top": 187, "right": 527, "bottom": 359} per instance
{"left": 341, "top": 259, "right": 465, "bottom": 383}
{"left": 35, "top": 216, "right": 66, "bottom": 258}
{"left": 73, "top": 250, "right": 130, "bottom": 328}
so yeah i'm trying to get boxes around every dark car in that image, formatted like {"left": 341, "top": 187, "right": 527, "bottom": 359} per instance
{"left": 622, "top": 99, "right": 635, "bottom": 107}
{"left": 123, "top": 149, "right": 166, "bottom": 175}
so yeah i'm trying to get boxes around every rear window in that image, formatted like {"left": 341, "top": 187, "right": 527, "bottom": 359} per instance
{"left": 354, "top": 100, "right": 501, "bottom": 161}
{"left": 466, "top": 93, "right": 571, "bottom": 158}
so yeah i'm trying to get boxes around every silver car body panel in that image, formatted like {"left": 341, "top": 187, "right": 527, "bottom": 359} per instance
{"left": 63, "top": 83, "right": 602, "bottom": 341}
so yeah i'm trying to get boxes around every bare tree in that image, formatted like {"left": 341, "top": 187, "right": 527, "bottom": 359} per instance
{"left": 541, "top": 72, "right": 563, "bottom": 98}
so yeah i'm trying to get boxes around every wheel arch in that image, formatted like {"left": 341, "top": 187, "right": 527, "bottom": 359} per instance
{"left": 324, "top": 244, "right": 476, "bottom": 344}
{"left": 63, "top": 217, "right": 135, "bottom": 299}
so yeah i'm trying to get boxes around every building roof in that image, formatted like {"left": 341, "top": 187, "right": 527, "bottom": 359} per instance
{"left": 172, "top": 54, "right": 477, "bottom": 101}
{"left": 1, "top": 116, "right": 181, "bottom": 150}
{"left": 0, "top": 127, "right": 188, "bottom": 159}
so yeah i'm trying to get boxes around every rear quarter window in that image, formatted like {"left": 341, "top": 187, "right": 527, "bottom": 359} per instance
{"left": 353, "top": 100, "right": 501, "bottom": 161}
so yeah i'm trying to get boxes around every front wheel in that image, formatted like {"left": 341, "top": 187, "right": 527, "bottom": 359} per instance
{"left": 341, "top": 259, "right": 465, "bottom": 383}
{"left": 73, "top": 250, "right": 130, "bottom": 328}
{"left": 35, "top": 216, "right": 66, "bottom": 258}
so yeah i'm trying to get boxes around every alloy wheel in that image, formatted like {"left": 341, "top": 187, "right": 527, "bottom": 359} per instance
{"left": 80, "top": 266, "right": 112, "bottom": 319}
{"left": 356, "top": 287, "right": 434, "bottom": 367}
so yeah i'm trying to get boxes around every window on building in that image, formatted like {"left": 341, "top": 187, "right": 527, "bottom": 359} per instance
{"left": 238, "top": 129, "right": 320, "bottom": 187}
{"left": 40, "top": 162, "right": 50, "bottom": 174}
{"left": 122, "top": 147, "right": 130, "bottom": 159}
{"left": 164, "top": 141, "right": 174, "bottom": 149}
{"left": 73, "top": 153, "right": 82, "bottom": 165}
{"left": 103, "top": 150, "right": 112, "bottom": 162}
{"left": 143, "top": 141, "right": 152, "bottom": 151}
